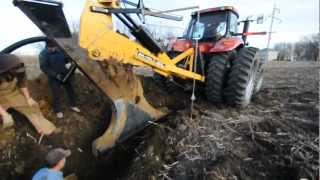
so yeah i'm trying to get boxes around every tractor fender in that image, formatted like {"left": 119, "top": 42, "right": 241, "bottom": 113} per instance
{"left": 209, "top": 37, "right": 244, "bottom": 53}
{"left": 198, "top": 42, "right": 214, "bottom": 53}
{"left": 171, "top": 39, "right": 193, "bottom": 52}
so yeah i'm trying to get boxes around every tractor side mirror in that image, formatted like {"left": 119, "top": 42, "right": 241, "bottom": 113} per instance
{"left": 192, "top": 22, "right": 205, "bottom": 40}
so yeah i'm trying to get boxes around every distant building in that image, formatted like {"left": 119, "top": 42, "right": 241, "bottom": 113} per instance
{"left": 256, "top": 49, "right": 279, "bottom": 62}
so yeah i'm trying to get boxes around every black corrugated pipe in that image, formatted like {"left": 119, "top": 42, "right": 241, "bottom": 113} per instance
{"left": 1, "top": 36, "right": 48, "bottom": 54}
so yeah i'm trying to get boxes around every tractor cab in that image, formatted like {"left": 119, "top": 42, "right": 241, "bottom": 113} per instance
{"left": 169, "top": 6, "right": 243, "bottom": 54}
{"left": 185, "top": 6, "right": 239, "bottom": 42}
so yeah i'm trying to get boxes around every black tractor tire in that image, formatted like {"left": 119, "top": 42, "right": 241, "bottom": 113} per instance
{"left": 205, "top": 53, "right": 230, "bottom": 103}
{"left": 224, "top": 47, "right": 258, "bottom": 107}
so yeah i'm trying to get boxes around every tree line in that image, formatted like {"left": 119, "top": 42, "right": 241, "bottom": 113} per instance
{"left": 273, "top": 33, "right": 319, "bottom": 61}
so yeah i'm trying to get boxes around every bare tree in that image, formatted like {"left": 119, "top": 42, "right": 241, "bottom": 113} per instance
{"left": 274, "top": 33, "right": 319, "bottom": 61}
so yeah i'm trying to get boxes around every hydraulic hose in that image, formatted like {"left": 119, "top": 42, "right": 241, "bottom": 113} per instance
{"left": 1, "top": 36, "right": 48, "bottom": 54}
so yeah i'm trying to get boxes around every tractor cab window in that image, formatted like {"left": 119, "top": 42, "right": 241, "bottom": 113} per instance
{"left": 186, "top": 12, "right": 228, "bottom": 41}
{"left": 229, "top": 12, "right": 238, "bottom": 35}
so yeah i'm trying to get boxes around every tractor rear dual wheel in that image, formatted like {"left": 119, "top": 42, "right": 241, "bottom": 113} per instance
{"left": 224, "top": 47, "right": 259, "bottom": 107}
{"left": 254, "top": 70, "right": 264, "bottom": 93}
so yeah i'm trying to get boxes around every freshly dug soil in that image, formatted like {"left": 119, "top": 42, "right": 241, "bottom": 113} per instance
{"left": 121, "top": 61, "right": 319, "bottom": 180}
{"left": 0, "top": 61, "right": 319, "bottom": 180}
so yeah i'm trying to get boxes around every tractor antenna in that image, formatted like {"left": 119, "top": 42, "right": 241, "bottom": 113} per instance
{"left": 190, "top": 7, "right": 201, "bottom": 121}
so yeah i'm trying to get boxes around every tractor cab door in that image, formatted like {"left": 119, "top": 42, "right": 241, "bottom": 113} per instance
{"left": 228, "top": 12, "right": 239, "bottom": 36}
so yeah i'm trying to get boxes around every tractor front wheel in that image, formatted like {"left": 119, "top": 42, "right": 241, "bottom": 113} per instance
{"left": 205, "top": 53, "right": 230, "bottom": 103}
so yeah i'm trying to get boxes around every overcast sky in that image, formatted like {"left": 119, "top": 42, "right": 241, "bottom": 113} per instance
{"left": 0, "top": 0, "right": 318, "bottom": 52}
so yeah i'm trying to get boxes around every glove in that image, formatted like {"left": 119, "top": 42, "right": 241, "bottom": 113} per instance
{"left": 56, "top": 74, "right": 64, "bottom": 81}
{"left": 26, "top": 97, "right": 38, "bottom": 107}
{"left": 65, "top": 62, "right": 72, "bottom": 69}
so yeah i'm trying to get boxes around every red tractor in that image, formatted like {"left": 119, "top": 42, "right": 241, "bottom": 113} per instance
{"left": 167, "top": 6, "right": 266, "bottom": 106}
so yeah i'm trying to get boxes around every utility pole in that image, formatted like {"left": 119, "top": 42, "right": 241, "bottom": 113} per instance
{"left": 266, "top": 4, "right": 281, "bottom": 61}
{"left": 291, "top": 43, "right": 295, "bottom": 61}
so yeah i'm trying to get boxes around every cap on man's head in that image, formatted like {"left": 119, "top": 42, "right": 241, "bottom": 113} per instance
{"left": 0, "top": 54, "right": 23, "bottom": 74}
{"left": 45, "top": 148, "right": 71, "bottom": 167}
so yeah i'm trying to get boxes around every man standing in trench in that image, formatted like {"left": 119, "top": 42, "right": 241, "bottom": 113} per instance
{"left": 0, "top": 54, "right": 56, "bottom": 135}
{"left": 32, "top": 148, "right": 72, "bottom": 180}
{"left": 39, "top": 40, "right": 80, "bottom": 119}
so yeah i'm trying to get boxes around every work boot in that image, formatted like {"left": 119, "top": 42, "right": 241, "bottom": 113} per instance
{"left": 70, "top": 107, "right": 81, "bottom": 113}
{"left": 1, "top": 113, "right": 14, "bottom": 129}
{"left": 56, "top": 112, "right": 64, "bottom": 119}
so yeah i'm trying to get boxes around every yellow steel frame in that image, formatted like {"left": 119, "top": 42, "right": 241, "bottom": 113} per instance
{"left": 79, "top": 0, "right": 205, "bottom": 82}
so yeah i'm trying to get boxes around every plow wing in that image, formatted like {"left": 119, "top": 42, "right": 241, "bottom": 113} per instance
{"left": 13, "top": 0, "right": 167, "bottom": 155}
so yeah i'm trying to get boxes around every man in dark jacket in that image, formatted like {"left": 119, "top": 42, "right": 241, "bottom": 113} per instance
{"left": 39, "top": 40, "right": 80, "bottom": 119}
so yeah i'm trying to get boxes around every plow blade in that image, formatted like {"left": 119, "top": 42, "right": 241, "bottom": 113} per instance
{"left": 13, "top": 0, "right": 167, "bottom": 155}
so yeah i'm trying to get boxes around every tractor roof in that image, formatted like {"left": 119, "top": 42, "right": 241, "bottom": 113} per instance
{"left": 192, "top": 6, "right": 239, "bottom": 17}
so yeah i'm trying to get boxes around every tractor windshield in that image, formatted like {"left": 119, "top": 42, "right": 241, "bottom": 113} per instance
{"left": 185, "top": 12, "right": 228, "bottom": 41}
